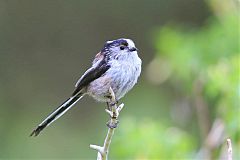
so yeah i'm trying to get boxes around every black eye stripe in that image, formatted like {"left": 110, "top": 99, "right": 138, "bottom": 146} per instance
{"left": 103, "top": 39, "right": 130, "bottom": 52}
{"left": 121, "top": 41, "right": 128, "bottom": 46}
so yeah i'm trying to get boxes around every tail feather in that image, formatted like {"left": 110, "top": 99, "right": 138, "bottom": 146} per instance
{"left": 30, "top": 93, "right": 83, "bottom": 137}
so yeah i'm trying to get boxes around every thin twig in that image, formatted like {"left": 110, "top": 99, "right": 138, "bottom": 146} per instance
{"left": 195, "top": 119, "right": 225, "bottom": 159}
{"left": 227, "top": 138, "right": 232, "bottom": 160}
{"left": 90, "top": 87, "right": 124, "bottom": 160}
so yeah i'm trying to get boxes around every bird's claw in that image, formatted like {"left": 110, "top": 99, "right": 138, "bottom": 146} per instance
{"left": 106, "top": 120, "right": 119, "bottom": 129}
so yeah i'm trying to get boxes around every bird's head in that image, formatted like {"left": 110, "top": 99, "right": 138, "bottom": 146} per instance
{"left": 102, "top": 38, "right": 138, "bottom": 60}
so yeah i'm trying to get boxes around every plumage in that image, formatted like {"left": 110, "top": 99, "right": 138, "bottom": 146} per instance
{"left": 30, "top": 38, "right": 141, "bottom": 136}
{"left": 72, "top": 56, "right": 110, "bottom": 96}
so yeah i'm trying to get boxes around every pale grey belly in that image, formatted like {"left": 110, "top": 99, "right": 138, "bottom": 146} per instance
{"left": 86, "top": 67, "right": 138, "bottom": 102}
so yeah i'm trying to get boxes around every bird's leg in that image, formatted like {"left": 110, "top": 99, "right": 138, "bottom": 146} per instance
{"left": 105, "top": 92, "right": 119, "bottom": 111}
{"left": 107, "top": 119, "right": 119, "bottom": 129}
{"left": 105, "top": 101, "right": 119, "bottom": 128}
{"left": 106, "top": 100, "right": 118, "bottom": 110}
{"left": 105, "top": 88, "right": 122, "bottom": 128}
{"left": 109, "top": 100, "right": 118, "bottom": 107}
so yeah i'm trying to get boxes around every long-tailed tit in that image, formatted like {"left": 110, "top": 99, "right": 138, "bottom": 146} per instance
{"left": 30, "top": 38, "right": 142, "bottom": 136}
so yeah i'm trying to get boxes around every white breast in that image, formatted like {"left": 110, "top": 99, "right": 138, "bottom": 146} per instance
{"left": 87, "top": 51, "right": 141, "bottom": 102}
{"left": 107, "top": 52, "right": 141, "bottom": 99}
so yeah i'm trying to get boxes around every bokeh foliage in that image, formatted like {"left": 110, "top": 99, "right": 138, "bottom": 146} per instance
{"left": 111, "top": 1, "right": 239, "bottom": 159}
{"left": 0, "top": 0, "right": 239, "bottom": 159}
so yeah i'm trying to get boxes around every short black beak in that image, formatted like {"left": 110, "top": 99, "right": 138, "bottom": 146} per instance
{"left": 129, "top": 47, "right": 138, "bottom": 52}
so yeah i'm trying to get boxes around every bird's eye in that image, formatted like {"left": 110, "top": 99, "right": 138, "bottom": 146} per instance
{"left": 120, "top": 46, "right": 125, "bottom": 50}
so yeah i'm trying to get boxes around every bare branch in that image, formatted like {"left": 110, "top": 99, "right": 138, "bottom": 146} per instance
{"left": 196, "top": 119, "right": 225, "bottom": 159}
{"left": 227, "top": 138, "right": 232, "bottom": 160}
{"left": 90, "top": 87, "right": 124, "bottom": 160}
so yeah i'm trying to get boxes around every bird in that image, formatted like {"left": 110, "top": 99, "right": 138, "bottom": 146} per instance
{"left": 30, "top": 38, "right": 142, "bottom": 136}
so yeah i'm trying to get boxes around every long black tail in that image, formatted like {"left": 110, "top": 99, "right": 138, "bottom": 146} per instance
{"left": 30, "top": 93, "right": 83, "bottom": 137}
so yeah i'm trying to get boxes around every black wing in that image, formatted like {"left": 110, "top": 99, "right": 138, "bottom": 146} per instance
{"left": 72, "top": 58, "right": 110, "bottom": 96}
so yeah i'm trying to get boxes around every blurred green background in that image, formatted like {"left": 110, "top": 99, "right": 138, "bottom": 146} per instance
{"left": 0, "top": 0, "right": 239, "bottom": 159}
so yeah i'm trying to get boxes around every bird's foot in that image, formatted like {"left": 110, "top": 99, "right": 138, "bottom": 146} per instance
{"left": 106, "top": 100, "right": 119, "bottom": 111}
{"left": 106, "top": 119, "right": 119, "bottom": 129}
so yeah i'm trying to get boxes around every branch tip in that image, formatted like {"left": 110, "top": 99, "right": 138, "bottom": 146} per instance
{"left": 90, "top": 144, "right": 104, "bottom": 154}
{"left": 105, "top": 109, "right": 113, "bottom": 117}
{"left": 108, "top": 87, "right": 116, "bottom": 102}
{"left": 226, "top": 138, "right": 232, "bottom": 160}
{"left": 117, "top": 103, "right": 124, "bottom": 112}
